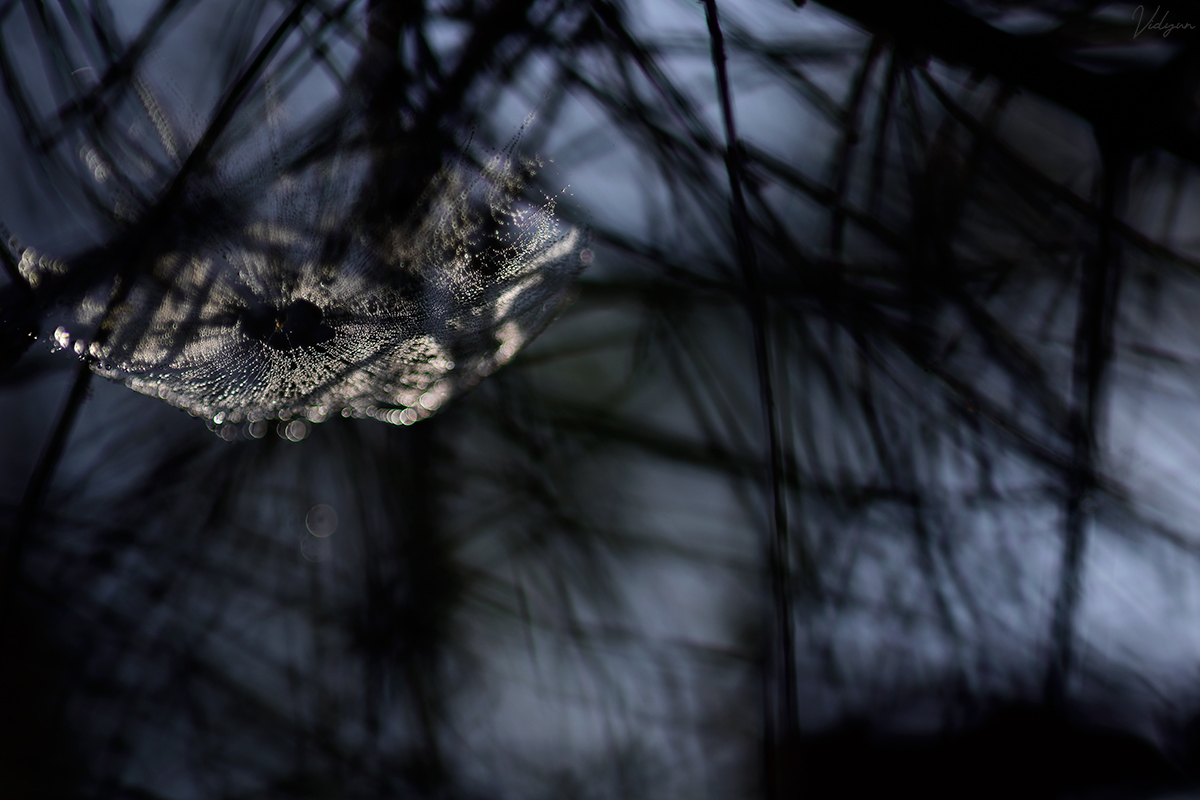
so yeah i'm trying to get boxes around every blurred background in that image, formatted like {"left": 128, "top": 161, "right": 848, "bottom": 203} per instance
{"left": 5, "top": 0, "right": 1200, "bottom": 797}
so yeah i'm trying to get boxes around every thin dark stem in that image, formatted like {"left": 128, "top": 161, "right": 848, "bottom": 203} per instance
{"left": 866, "top": 50, "right": 898, "bottom": 222}
{"left": 0, "top": 361, "right": 93, "bottom": 637}
{"left": 703, "top": 1, "right": 801, "bottom": 797}
{"left": 1044, "top": 132, "right": 1129, "bottom": 710}
{"left": 829, "top": 35, "right": 882, "bottom": 258}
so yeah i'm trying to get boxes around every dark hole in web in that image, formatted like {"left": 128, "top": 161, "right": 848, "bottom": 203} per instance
{"left": 242, "top": 298, "right": 334, "bottom": 350}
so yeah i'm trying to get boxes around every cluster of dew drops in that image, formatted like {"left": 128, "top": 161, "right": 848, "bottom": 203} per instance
{"left": 15, "top": 124, "right": 592, "bottom": 443}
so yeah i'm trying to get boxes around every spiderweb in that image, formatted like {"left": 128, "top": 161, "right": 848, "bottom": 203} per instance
{"left": 18, "top": 62, "right": 585, "bottom": 429}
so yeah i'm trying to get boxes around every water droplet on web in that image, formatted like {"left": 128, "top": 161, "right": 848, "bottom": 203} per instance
{"left": 300, "top": 533, "right": 332, "bottom": 563}
{"left": 305, "top": 504, "right": 338, "bottom": 537}
{"left": 284, "top": 419, "right": 309, "bottom": 442}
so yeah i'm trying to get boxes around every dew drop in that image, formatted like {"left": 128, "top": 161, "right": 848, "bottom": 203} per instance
{"left": 305, "top": 504, "right": 338, "bottom": 537}
{"left": 285, "top": 419, "right": 309, "bottom": 442}
{"left": 300, "top": 533, "right": 332, "bottom": 562}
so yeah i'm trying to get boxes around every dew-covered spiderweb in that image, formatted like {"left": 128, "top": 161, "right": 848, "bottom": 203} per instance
{"left": 15, "top": 52, "right": 585, "bottom": 429}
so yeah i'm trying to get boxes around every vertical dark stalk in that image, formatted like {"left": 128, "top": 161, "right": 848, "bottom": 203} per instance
{"left": 866, "top": 50, "right": 898, "bottom": 222}
{"left": 702, "top": 1, "right": 801, "bottom": 797}
{"left": 0, "top": 362, "right": 93, "bottom": 636}
{"left": 1044, "top": 131, "right": 1130, "bottom": 710}
{"left": 829, "top": 36, "right": 882, "bottom": 258}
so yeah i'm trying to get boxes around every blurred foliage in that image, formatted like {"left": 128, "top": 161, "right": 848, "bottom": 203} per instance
{"left": 5, "top": 1, "right": 1200, "bottom": 798}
